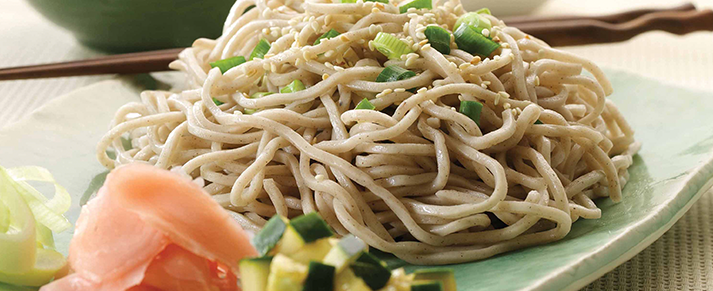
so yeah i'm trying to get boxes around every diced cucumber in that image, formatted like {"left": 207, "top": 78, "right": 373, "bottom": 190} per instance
{"left": 239, "top": 257, "right": 273, "bottom": 291}
{"left": 322, "top": 235, "right": 367, "bottom": 273}
{"left": 273, "top": 225, "right": 305, "bottom": 255}
{"left": 413, "top": 268, "right": 456, "bottom": 291}
{"left": 349, "top": 252, "right": 391, "bottom": 290}
{"left": 266, "top": 254, "right": 307, "bottom": 291}
{"left": 303, "top": 261, "right": 335, "bottom": 291}
{"left": 252, "top": 215, "right": 288, "bottom": 256}
{"left": 288, "top": 238, "right": 333, "bottom": 264}
{"left": 290, "top": 212, "right": 334, "bottom": 243}
{"left": 411, "top": 281, "right": 444, "bottom": 291}
{"left": 274, "top": 213, "right": 333, "bottom": 255}
{"left": 333, "top": 268, "right": 371, "bottom": 291}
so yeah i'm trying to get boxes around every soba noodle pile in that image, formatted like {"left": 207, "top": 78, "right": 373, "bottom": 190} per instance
{"left": 97, "top": 0, "right": 640, "bottom": 265}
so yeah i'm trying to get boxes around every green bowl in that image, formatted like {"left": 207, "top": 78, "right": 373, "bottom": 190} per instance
{"left": 26, "top": 0, "right": 237, "bottom": 53}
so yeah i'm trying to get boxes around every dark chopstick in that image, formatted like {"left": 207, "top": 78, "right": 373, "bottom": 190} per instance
{"left": 501, "top": 3, "right": 696, "bottom": 25}
{"left": 516, "top": 9, "right": 713, "bottom": 47}
{"left": 0, "top": 48, "right": 183, "bottom": 81}
{"left": 1, "top": 4, "right": 712, "bottom": 81}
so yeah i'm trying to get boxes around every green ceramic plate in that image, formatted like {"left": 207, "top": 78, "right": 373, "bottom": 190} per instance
{"left": 1, "top": 69, "right": 712, "bottom": 290}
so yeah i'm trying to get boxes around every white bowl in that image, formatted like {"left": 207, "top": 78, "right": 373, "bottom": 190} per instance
{"left": 461, "top": 0, "right": 549, "bottom": 16}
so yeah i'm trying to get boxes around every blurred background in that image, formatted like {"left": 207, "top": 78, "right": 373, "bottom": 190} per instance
{"left": 1, "top": 0, "right": 712, "bottom": 289}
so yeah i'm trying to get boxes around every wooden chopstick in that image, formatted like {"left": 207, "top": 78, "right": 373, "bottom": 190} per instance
{"left": 516, "top": 8, "right": 713, "bottom": 47}
{"left": 0, "top": 48, "right": 183, "bottom": 81}
{"left": 1, "top": 4, "right": 712, "bottom": 81}
{"left": 501, "top": 3, "right": 696, "bottom": 25}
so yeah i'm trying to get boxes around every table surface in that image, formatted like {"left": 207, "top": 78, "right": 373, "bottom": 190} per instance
{"left": 2, "top": 0, "right": 713, "bottom": 290}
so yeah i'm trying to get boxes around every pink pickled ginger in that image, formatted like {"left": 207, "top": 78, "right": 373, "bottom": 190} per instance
{"left": 41, "top": 163, "right": 257, "bottom": 291}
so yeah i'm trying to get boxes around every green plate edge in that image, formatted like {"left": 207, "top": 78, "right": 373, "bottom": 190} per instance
{"left": 0, "top": 68, "right": 712, "bottom": 291}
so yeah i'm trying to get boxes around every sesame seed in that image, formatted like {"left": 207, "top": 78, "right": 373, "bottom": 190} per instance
{"left": 421, "top": 43, "right": 431, "bottom": 51}
{"left": 417, "top": 87, "right": 428, "bottom": 94}
{"left": 503, "top": 103, "right": 511, "bottom": 109}
{"left": 394, "top": 88, "right": 406, "bottom": 93}
{"left": 340, "top": 35, "right": 350, "bottom": 42}
{"left": 470, "top": 56, "right": 481, "bottom": 64}
{"left": 419, "top": 39, "right": 428, "bottom": 46}
{"left": 371, "top": 7, "right": 380, "bottom": 13}
{"left": 481, "top": 29, "right": 490, "bottom": 36}
{"left": 322, "top": 73, "right": 330, "bottom": 80}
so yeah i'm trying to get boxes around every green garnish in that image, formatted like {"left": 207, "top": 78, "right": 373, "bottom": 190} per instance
{"left": 399, "top": 0, "right": 432, "bottom": 13}
{"left": 209, "top": 56, "right": 247, "bottom": 74}
{"left": 376, "top": 65, "right": 417, "bottom": 88}
{"left": 454, "top": 12, "right": 492, "bottom": 35}
{"left": 244, "top": 109, "right": 259, "bottom": 114}
{"left": 249, "top": 39, "right": 271, "bottom": 60}
{"left": 372, "top": 32, "right": 414, "bottom": 60}
{"left": 453, "top": 24, "right": 500, "bottom": 57}
{"left": 280, "top": 80, "right": 306, "bottom": 93}
{"left": 459, "top": 100, "right": 483, "bottom": 126}
{"left": 424, "top": 26, "right": 451, "bottom": 54}
{"left": 212, "top": 98, "right": 224, "bottom": 105}
{"left": 314, "top": 29, "right": 341, "bottom": 45}
{"left": 355, "top": 98, "right": 376, "bottom": 110}
{"left": 475, "top": 8, "right": 491, "bottom": 15}
{"left": 534, "top": 120, "right": 544, "bottom": 124}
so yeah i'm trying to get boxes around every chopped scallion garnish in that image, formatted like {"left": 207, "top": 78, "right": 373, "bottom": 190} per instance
{"left": 314, "top": 29, "right": 341, "bottom": 45}
{"left": 355, "top": 98, "right": 376, "bottom": 110}
{"left": 249, "top": 39, "right": 271, "bottom": 60}
{"left": 209, "top": 56, "right": 247, "bottom": 74}
{"left": 424, "top": 26, "right": 451, "bottom": 54}
{"left": 459, "top": 100, "right": 483, "bottom": 126}
{"left": 475, "top": 8, "right": 492, "bottom": 15}
{"left": 453, "top": 24, "right": 500, "bottom": 57}
{"left": 280, "top": 80, "right": 306, "bottom": 93}
{"left": 454, "top": 12, "right": 492, "bottom": 36}
{"left": 372, "top": 32, "right": 413, "bottom": 60}
{"left": 212, "top": 98, "right": 224, "bottom": 105}
{"left": 376, "top": 66, "right": 416, "bottom": 83}
{"left": 398, "top": 0, "right": 432, "bottom": 13}
{"left": 250, "top": 92, "right": 274, "bottom": 98}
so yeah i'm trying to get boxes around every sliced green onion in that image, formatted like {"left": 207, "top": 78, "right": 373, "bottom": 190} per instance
{"left": 459, "top": 100, "right": 483, "bottom": 126}
{"left": 475, "top": 8, "right": 491, "bottom": 15}
{"left": 399, "top": 0, "right": 432, "bottom": 13}
{"left": 454, "top": 12, "right": 492, "bottom": 35}
{"left": 376, "top": 66, "right": 416, "bottom": 83}
{"left": 244, "top": 109, "right": 259, "bottom": 114}
{"left": 280, "top": 80, "right": 306, "bottom": 93}
{"left": 534, "top": 120, "right": 544, "bottom": 124}
{"left": 372, "top": 32, "right": 413, "bottom": 60}
{"left": 7, "top": 166, "right": 71, "bottom": 233}
{"left": 355, "top": 98, "right": 376, "bottom": 110}
{"left": 424, "top": 26, "right": 451, "bottom": 54}
{"left": 0, "top": 165, "right": 71, "bottom": 286}
{"left": 314, "top": 29, "right": 341, "bottom": 45}
{"left": 250, "top": 92, "right": 274, "bottom": 99}
{"left": 244, "top": 5, "right": 256, "bottom": 14}
{"left": 249, "top": 39, "right": 271, "bottom": 60}
{"left": 209, "top": 56, "right": 247, "bottom": 74}
{"left": 212, "top": 98, "right": 224, "bottom": 106}
{"left": 454, "top": 24, "right": 500, "bottom": 57}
